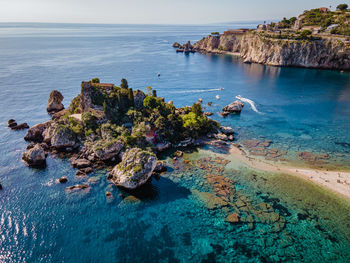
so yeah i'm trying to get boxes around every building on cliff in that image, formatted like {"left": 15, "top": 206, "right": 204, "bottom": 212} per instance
{"left": 82, "top": 81, "right": 115, "bottom": 92}
{"left": 319, "top": 7, "right": 330, "bottom": 12}
{"left": 224, "top": 29, "right": 250, "bottom": 35}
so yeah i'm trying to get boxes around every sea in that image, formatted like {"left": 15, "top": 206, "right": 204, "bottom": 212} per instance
{"left": 0, "top": 23, "right": 350, "bottom": 262}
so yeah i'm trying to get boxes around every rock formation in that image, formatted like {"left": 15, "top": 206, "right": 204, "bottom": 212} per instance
{"left": 24, "top": 121, "right": 51, "bottom": 142}
{"left": 47, "top": 90, "right": 64, "bottom": 114}
{"left": 222, "top": 101, "right": 244, "bottom": 115}
{"left": 22, "top": 144, "right": 46, "bottom": 167}
{"left": 109, "top": 148, "right": 157, "bottom": 189}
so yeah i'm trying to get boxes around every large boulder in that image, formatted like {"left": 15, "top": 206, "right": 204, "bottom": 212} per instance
{"left": 93, "top": 140, "right": 124, "bottom": 161}
{"left": 43, "top": 123, "right": 78, "bottom": 150}
{"left": 22, "top": 144, "right": 46, "bottom": 167}
{"left": 47, "top": 90, "right": 64, "bottom": 114}
{"left": 222, "top": 101, "right": 244, "bottom": 114}
{"left": 51, "top": 126, "right": 77, "bottom": 150}
{"left": 109, "top": 148, "right": 157, "bottom": 189}
{"left": 24, "top": 121, "right": 51, "bottom": 142}
{"left": 134, "top": 90, "right": 146, "bottom": 110}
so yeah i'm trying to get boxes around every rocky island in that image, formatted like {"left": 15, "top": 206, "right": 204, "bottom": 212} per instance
{"left": 21, "top": 78, "right": 225, "bottom": 189}
{"left": 175, "top": 6, "right": 350, "bottom": 70}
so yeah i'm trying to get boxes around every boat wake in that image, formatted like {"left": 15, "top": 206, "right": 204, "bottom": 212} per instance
{"left": 169, "top": 88, "right": 224, "bottom": 94}
{"left": 236, "top": 95, "right": 262, "bottom": 114}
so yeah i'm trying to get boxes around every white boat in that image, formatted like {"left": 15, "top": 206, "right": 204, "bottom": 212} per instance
{"left": 216, "top": 95, "right": 220, "bottom": 99}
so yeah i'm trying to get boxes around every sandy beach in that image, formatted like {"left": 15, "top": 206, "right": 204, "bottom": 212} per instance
{"left": 229, "top": 144, "right": 350, "bottom": 200}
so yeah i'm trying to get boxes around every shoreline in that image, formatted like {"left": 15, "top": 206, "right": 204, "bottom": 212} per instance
{"left": 228, "top": 144, "right": 350, "bottom": 201}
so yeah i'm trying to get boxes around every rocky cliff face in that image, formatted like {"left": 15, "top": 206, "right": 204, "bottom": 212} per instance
{"left": 193, "top": 32, "right": 350, "bottom": 70}
{"left": 194, "top": 34, "right": 243, "bottom": 53}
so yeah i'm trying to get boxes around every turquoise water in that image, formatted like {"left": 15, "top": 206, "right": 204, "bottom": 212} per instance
{"left": 1, "top": 23, "right": 350, "bottom": 262}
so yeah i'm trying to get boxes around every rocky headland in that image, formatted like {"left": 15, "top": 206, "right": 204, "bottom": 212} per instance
{"left": 175, "top": 7, "right": 350, "bottom": 70}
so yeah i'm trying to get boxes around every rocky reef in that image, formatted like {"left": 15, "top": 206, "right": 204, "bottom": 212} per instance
{"left": 22, "top": 78, "right": 221, "bottom": 189}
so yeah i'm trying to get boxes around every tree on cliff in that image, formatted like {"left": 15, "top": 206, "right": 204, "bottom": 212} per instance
{"left": 337, "top": 4, "right": 348, "bottom": 11}
{"left": 120, "top": 78, "right": 128, "bottom": 89}
{"left": 91, "top": 78, "right": 100, "bottom": 83}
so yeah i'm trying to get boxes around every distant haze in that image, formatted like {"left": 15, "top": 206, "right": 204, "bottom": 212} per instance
{"left": 0, "top": 0, "right": 347, "bottom": 24}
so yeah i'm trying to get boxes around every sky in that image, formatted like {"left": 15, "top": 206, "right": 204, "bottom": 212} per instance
{"left": 0, "top": 0, "right": 347, "bottom": 24}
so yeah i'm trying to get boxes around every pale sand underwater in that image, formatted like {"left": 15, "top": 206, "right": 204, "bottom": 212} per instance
{"left": 228, "top": 144, "right": 350, "bottom": 200}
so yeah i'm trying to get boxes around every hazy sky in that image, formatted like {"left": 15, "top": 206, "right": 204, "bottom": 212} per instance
{"left": 0, "top": 0, "right": 347, "bottom": 24}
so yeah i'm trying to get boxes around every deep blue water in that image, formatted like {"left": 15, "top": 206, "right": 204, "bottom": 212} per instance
{"left": 1, "top": 23, "right": 350, "bottom": 262}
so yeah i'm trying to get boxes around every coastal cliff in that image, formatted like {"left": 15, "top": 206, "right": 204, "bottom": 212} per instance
{"left": 193, "top": 32, "right": 350, "bottom": 70}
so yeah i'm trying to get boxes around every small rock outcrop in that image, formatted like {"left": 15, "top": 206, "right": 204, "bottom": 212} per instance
{"left": 109, "top": 148, "right": 157, "bottom": 189}
{"left": 47, "top": 90, "right": 64, "bottom": 114}
{"left": 172, "top": 42, "right": 181, "bottom": 48}
{"left": 8, "top": 119, "right": 17, "bottom": 128}
{"left": 222, "top": 101, "right": 244, "bottom": 115}
{"left": 22, "top": 144, "right": 46, "bottom": 167}
{"left": 57, "top": 176, "right": 68, "bottom": 183}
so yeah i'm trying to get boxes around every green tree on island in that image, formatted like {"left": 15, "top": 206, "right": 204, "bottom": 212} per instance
{"left": 337, "top": 4, "right": 348, "bottom": 11}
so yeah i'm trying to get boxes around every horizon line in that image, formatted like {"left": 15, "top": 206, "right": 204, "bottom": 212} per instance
{"left": 0, "top": 19, "right": 275, "bottom": 26}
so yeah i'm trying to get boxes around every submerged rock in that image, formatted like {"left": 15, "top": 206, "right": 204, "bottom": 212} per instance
{"left": 47, "top": 90, "right": 64, "bottom": 114}
{"left": 22, "top": 144, "right": 46, "bottom": 167}
{"left": 65, "top": 184, "right": 89, "bottom": 192}
{"left": 222, "top": 101, "right": 244, "bottom": 114}
{"left": 109, "top": 148, "right": 157, "bottom": 189}
{"left": 191, "top": 189, "right": 228, "bottom": 210}
{"left": 226, "top": 213, "right": 240, "bottom": 223}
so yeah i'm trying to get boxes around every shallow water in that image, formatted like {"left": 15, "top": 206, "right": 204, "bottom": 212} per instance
{"left": 1, "top": 23, "right": 350, "bottom": 262}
